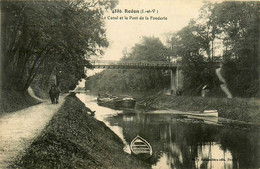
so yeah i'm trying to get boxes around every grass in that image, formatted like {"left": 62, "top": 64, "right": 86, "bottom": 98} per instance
{"left": 12, "top": 94, "right": 149, "bottom": 169}
{"left": 142, "top": 93, "right": 260, "bottom": 124}
{"left": 0, "top": 89, "right": 39, "bottom": 114}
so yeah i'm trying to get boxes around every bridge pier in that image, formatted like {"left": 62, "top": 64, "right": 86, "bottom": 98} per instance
{"left": 170, "top": 68, "right": 183, "bottom": 95}
{"left": 170, "top": 70, "right": 176, "bottom": 95}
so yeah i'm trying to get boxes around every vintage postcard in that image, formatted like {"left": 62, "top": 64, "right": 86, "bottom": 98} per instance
{"left": 0, "top": 0, "right": 259, "bottom": 168}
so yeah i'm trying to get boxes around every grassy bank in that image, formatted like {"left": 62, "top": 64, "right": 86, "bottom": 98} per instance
{"left": 0, "top": 83, "right": 51, "bottom": 114}
{"left": 30, "top": 84, "right": 50, "bottom": 99}
{"left": 12, "top": 94, "right": 149, "bottom": 169}
{"left": 135, "top": 92, "right": 260, "bottom": 125}
{"left": 88, "top": 89, "right": 260, "bottom": 124}
{"left": 0, "top": 89, "right": 39, "bottom": 114}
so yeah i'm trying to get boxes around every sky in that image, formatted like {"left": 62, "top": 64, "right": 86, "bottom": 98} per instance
{"left": 87, "top": 0, "right": 224, "bottom": 76}
{"left": 100, "top": 0, "right": 206, "bottom": 61}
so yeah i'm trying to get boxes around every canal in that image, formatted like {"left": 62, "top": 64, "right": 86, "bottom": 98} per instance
{"left": 77, "top": 93, "right": 260, "bottom": 169}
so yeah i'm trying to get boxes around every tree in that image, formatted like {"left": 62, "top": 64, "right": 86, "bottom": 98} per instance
{"left": 211, "top": 1, "right": 259, "bottom": 97}
{"left": 195, "top": 2, "right": 218, "bottom": 62}
{"left": 121, "top": 37, "right": 170, "bottom": 91}
{"left": 167, "top": 21, "right": 217, "bottom": 95}
{"left": 86, "top": 37, "right": 170, "bottom": 94}
{"left": 2, "top": 0, "right": 117, "bottom": 92}
{"left": 166, "top": 1, "right": 259, "bottom": 96}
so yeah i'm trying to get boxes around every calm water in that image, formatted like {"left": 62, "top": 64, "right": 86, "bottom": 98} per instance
{"left": 77, "top": 94, "right": 260, "bottom": 169}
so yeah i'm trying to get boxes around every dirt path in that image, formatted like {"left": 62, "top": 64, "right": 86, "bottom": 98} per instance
{"left": 216, "top": 67, "right": 233, "bottom": 98}
{"left": 0, "top": 91, "right": 66, "bottom": 169}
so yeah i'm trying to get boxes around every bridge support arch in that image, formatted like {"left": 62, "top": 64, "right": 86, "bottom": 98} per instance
{"left": 170, "top": 67, "right": 183, "bottom": 95}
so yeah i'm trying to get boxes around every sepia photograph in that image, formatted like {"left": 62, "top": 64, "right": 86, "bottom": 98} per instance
{"left": 0, "top": 0, "right": 259, "bottom": 168}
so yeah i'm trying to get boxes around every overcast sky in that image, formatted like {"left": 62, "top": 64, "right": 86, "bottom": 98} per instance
{"left": 87, "top": 0, "right": 225, "bottom": 76}
{"left": 99, "top": 0, "right": 210, "bottom": 61}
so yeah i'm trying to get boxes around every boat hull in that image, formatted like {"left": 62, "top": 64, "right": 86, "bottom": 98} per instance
{"left": 131, "top": 152, "right": 152, "bottom": 160}
{"left": 97, "top": 96, "right": 136, "bottom": 110}
{"left": 130, "top": 135, "right": 152, "bottom": 160}
{"left": 114, "top": 99, "right": 136, "bottom": 109}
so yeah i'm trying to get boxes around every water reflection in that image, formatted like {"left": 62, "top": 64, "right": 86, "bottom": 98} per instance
{"left": 77, "top": 94, "right": 131, "bottom": 153}
{"left": 195, "top": 143, "right": 233, "bottom": 169}
{"left": 78, "top": 93, "right": 260, "bottom": 169}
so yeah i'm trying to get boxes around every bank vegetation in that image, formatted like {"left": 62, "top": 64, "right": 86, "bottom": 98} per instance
{"left": 1, "top": 0, "right": 117, "bottom": 113}
{"left": 86, "top": 1, "right": 259, "bottom": 124}
{"left": 11, "top": 94, "right": 149, "bottom": 169}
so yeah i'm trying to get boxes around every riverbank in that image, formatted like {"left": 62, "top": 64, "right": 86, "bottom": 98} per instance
{"left": 88, "top": 89, "right": 260, "bottom": 125}
{"left": 11, "top": 93, "right": 149, "bottom": 169}
{"left": 135, "top": 91, "right": 260, "bottom": 125}
{"left": 0, "top": 84, "right": 50, "bottom": 114}
{"left": 0, "top": 89, "right": 39, "bottom": 114}
{"left": 0, "top": 94, "right": 65, "bottom": 169}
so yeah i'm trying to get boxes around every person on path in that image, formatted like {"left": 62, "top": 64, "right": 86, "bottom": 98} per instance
{"left": 49, "top": 85, "right": 55, "bottom": 104}
{"left": 56, "top": 85, "right": 61, "bottom": 103}
{"left": 49, "top": 84, "right": 61, "bottom": 104}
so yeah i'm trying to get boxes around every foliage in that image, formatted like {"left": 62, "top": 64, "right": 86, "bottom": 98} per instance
{"left": 2, "top": 0, "right": 117, "bottom": 92}
{"left": 167, "top": 1, "right": 259, "bottom": 97}
{"left": 121, "top": 37, "right": 170, "bottom": 91}
{"left": 87, "top": 1, "right": 258, "bottom": 97}
{"left": 0, "top": 88, "right": 39, "bottom": 113}
{"left": 87, "top": 37, "right": 170, "bottom": 94}
{"left": 12, "top": 95, "right": 149, "bottom": 168}
{"left": 143, "top": 92, "right": 260, "bottom": 124}
{"left": 167, "top": 21, "right": 220, "bottom": 95}
{"left": 212, "top": 1, "right": 259, "bottom": 97}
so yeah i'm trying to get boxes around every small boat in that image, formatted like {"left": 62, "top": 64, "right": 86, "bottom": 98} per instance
{"left": 97, "top": 97, "right": 114, "bottom": 102}
{"left": 97, "top": 94, "right": 136, "bottom": 110}
{"left": 114, "top": 97, "right": 136, "bottom": 109}
{"left": 130, "top": 135, "right": 152, "bottom": 159}
{"left": 97, "top": 97, "right": 116, "bottom": 108}
{"left": 201, "top": 110, "right": 218, "bottom": 117}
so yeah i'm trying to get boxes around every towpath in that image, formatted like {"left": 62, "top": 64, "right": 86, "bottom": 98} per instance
{"left": 0, "top": 89, "right": 66, "bottom": 169}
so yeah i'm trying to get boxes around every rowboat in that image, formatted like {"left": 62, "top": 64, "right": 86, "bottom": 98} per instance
{"left": 203, "top": 110, "right": 218, "bottom": 117}
{"left": 130, "top": 135, "right": 152, "bottom": 159}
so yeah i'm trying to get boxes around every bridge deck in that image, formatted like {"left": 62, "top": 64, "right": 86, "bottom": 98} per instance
{"left": 88, "top": 60, "right": 180, "bottom": 69}
{"left": 87, "top": 60, "right": 220, "bottom": 69}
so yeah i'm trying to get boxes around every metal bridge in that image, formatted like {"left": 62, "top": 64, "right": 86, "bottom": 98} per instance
{"left": 86, "top": 59, "right": 220, "bottom": 95}
{"left": 88, "top": 60, "right": 180, "bottom": 69}
{"left": 87, "top": 59, "right": 183, "bottom": 95}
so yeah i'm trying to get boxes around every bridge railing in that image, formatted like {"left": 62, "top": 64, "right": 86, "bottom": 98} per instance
{"left": 86, "top": 60, "right": 222, "bottom": 70}
{"left": 88, "top": 60, "right": 179, "bottom": 66}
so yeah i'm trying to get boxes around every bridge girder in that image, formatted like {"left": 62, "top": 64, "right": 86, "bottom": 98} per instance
{"left": 87, "top": 60, "right": 220, "bottom": 70}
{"left": 88, "top": 60, "right": 180, "bottom": 69}
{"left": 91, "top": 64, "right": 178, "bottom": 69}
